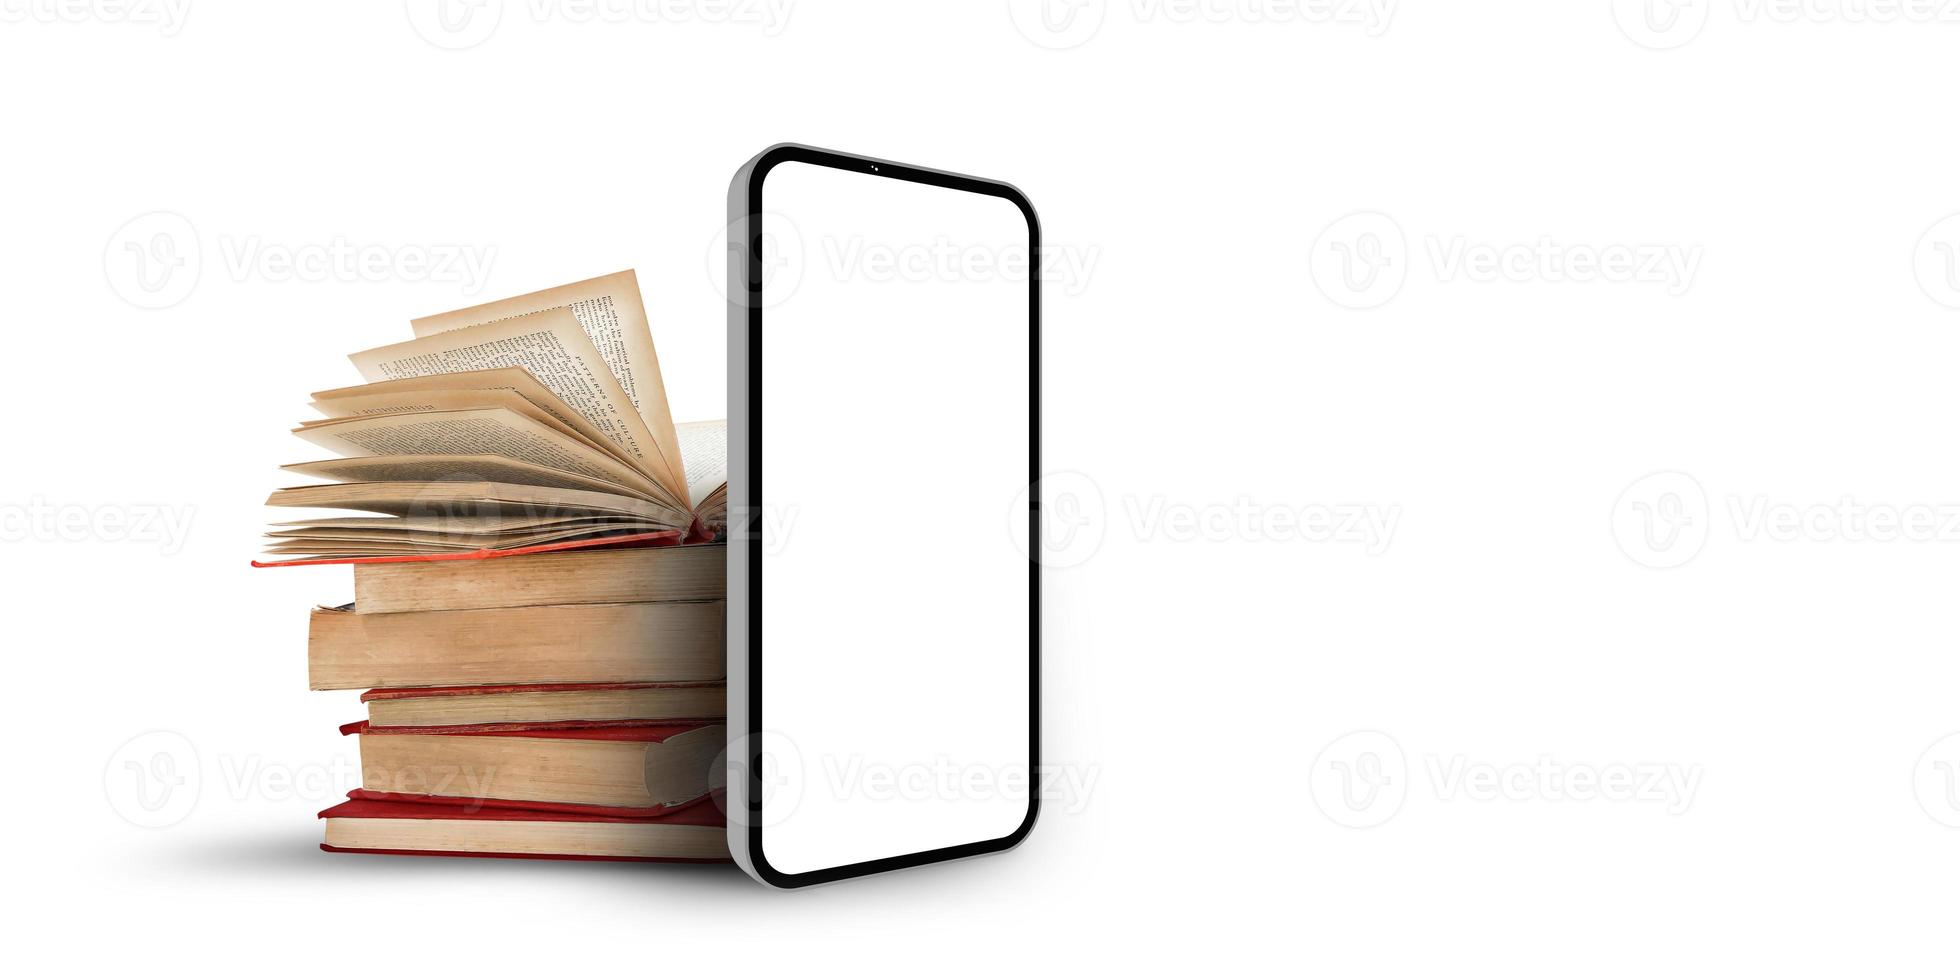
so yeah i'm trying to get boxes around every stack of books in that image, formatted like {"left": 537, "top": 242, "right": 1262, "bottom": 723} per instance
{"left": 259, "top": 272, "right": 733, "bottom": 862}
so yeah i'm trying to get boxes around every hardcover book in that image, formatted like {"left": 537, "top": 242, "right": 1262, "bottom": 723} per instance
{"left": 345, "top": 720, "right": 726, "bottom": 811}
{"left": 319, "top": 792, "right": 731, "bottom": 862}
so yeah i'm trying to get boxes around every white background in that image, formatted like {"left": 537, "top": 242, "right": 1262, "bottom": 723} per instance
{"left": 3, "top": 1, "right": 1957, "bottom": 975}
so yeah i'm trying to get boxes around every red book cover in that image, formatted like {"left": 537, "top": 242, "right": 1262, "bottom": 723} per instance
{"left": 341, "top": 787, "right": 718, "bottom": 818}
{"left": 340, "top": 720, "right": 713, "bottom": 741}
{"left": 318, "top": 792, "right": 731, "bottom": 863}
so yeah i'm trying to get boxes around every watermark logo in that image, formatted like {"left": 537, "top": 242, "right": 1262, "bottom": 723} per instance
{"left": 104, "top": 213, "right": 497, "bottom": 307}
{"left": 1310, "top": 211, "right": 1407, "bottom": 310}
{"left": 1312, "top": 731, "right": 1705, "bottom": 827}
{"left": 1428, "top": 755, "right": 1702, "bottom": 814}
{"left": 1010, "top": 476, "right": 1396, "bottom": 567}
{"left": 105, "top": 211, "right": 200, "bottom": 309}
{"left": 1612, "top": 471, "right": 1709, "bottom": 569}
{"left": 718, "top": 730, "right": 806, "bottom": 830}
{"left": 104, "top": 731, "right": 201, "bottom": 829}
{"left": 216, "top": 235, "right": 496, "bottom": 293}
{"left": 1007, "top": 0, "right": 1108, "bottom": 48}
{"left": 1727, "top": 495, "right": 1960, "bottom": 544}
{"left": 1427, "top": 236, "right": 1701, "bottom": 295}
{"left": 1615, "top": 471, "right": 1960, "bottom": 568}
{"left": 1010, "top": 0, "right": 1396, "bottom": 49}
{"left": 1309, "top": 730, "right": 1407, "bottom": 828}
{"left": 1912, "top": 212, "right": 1960, "bottom": 309}
{"left": 819, "top": 236, "right": 1101, "bottom": 298}
{"left": 1015, "top": 470, "right": 1108, "bottom": 568}
{"left": 406, "top": 0, "right": 503, "bottom": 48}
{"left": 708, "top": 212, "right": 804, "bottom": 308}
{"left": 1913, "top": 732, "right": 1960, "bottom": 828}
{"left": 1312, "top": 212, "right": 1703, "bottom": 309}
{"left": 1611, "top": 0, "right": 1710, "bottom": 49}
{"left": 821, "top": 756, "right": 1097, "bottom": 815}
{"left": 1125, "top": 496, "right": 1400, "bottom": 553}
{"left": 1615, "top": 0, "right": 1960, "bottom": 50}
{"left": 0, "top": 498, "right": 196, "bottom": 555}
{"left": 0, "top": 0, "right": 190, "bottom": 34}
{"left": 410, "top": 0, "right": 793, "bottom": 48}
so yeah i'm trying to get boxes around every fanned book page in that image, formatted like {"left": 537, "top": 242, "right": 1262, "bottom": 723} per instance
{"left": 262, "top": 271, "right": 716, "bottom": 562}
{"left": 292, "top": 407, "right": 668, "bottom": 502}
{"left": 405, "top": 270, "right": 685, "bottom": 497}
{"left": 349, "top": 307, "right": 684, "bottom": 499}
{"left": 676, "top": 419, "right": 729, "bottom": 515}
{"left": 311, "top": 367, "right": 635, "bottom": 469}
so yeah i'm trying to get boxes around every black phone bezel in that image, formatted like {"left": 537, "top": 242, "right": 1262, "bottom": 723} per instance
{"left": 733, "top": 144, "right": 1041, "bottom": 888}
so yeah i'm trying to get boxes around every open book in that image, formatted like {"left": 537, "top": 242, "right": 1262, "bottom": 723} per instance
{"left": 264, "top": 271, "right": 726, "bottom": 561}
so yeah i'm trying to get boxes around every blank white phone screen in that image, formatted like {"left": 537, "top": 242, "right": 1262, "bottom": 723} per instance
{"left": 759, "top": 161, "right": 1032, "bottom": 875}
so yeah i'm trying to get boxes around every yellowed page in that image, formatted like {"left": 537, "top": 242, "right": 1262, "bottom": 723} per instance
{"left": 675, "top": 419, "right": 728, "bottom": 511}
{"left": 272, "top": 514, "right": 643, "bottom": 532}
{"left": 265, "top": 482, "right": 675, "bottom": 522}
{"left": 293, "top": 408, "right": 672, "bottom": 504}
{"left": 268, "top": 524, "right": 641, "bottom": 555}
{"left": 407, "top": 271, "right": 683, "bottom": 492}
{"left": 309, "top": 367, "right": 634, "bottom": 471}
{"left": 349, "top": 309, "right": 682, "bottom": 496}
{"left": 305, "top": 388, "right": 639, "bottom": 474}
{"left": 268, "top": 520, "right": 656, "bottom": 543}
{"left": 282, "top": 454, "right": 644, "bottom": 498}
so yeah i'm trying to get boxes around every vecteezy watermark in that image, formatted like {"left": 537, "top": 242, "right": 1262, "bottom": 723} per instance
{"left": 1612, "top": 470, "right": 1960, "bottom": 569}
{"left": 1611, "top": 471, "right": 1710, "bottom": 569}
{"left": 104, "top": 732, "right": 363, "bottom": 829}
{"left": 1912, "top": 212, "right": 1960, "bottom": 309}
{"left": 104, "top": 212, "right": 497, "bottom": 308}
{"left": 717, "top": 733, "right": 1094, "bottom": 829}
{"left": 707, "top": 211, "right": 804, "bottom": 309}
{"left": 1310, "top": 212, "right": 1406, "bottom": 310}
{"left": 1125, "top": 495, "right": 1401, "bottom": 553}
{"left": 1912, "top": 732, "right": 1960, "bottom": 828}
{"left": 707, "top": 211, "right": 1099, "bottom": 305}
{"left": 1009, "top": 472, "right": 1398, "bottom": 568}
{"left": 1614, "top": 0, "right": 1960, "bottom": 50}
{"left": 0, "top": 497, "right": 196, "bottom": 555}
{"left": 104, "top": 732, "right": 202, "bottom": 828}
{"left": 1310, "top": 730, "right": 1704, "bottom": 827}
{"left": 819, "top": 235, "right": 1101, "bottom": 298}
{"left": 1309, "top": 731, "right": 1408, "bottom": 828}
{"left": 216, "top": 235, "right": 496, "bottom": 293}
{"left": 1427, "top": 236, "right": 1701, "bottom": 296}
{"left": 716, "top": 730, "right": 803, "bottom": 829}
{"left": 1007, "top": 0, "right": 1397, "bottom": 50}
{"left": 1726, "top": 495, "right": 1960, "bottom": 544}
{"left": 361, "top": 763, "right": 503, "bottom": 800}
{"left": 1611, "top": 0, "right": 1712, "bottom": 48}
{"left": 1427, "top": 755, "right": 1703, "bottom": 815}
{"left": 1013, "top": 471, "right": 1109, "bottom": 569}
{"left": 105, "top": 212, "right": 200, "bottom": 309}
{"left": 821, "top": 756, "right": 1099, "bottom": 816}
{"left": 0, "top": 0, "right": 191, "bottom": 35}
{"left": 722, "top": 503, "right": 801, "bottom": 558}
{"left": 406, "top": 0, "right": 793, "bottom": 50}
{"left": 406, "top": 0, "right": 503, "bottom": 48}
{"left": 1310, "top": 211, "right": 1704, "bottom": 310}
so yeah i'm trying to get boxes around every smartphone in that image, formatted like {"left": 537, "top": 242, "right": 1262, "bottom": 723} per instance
{"left": 725, "top": 144, "right": 1040, "bottom": 887}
